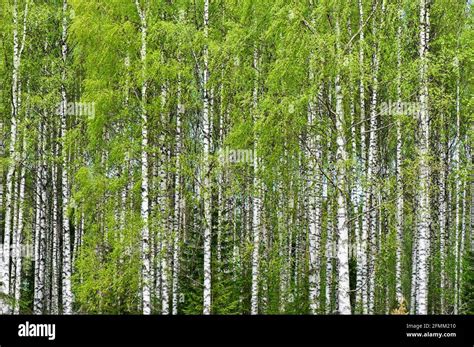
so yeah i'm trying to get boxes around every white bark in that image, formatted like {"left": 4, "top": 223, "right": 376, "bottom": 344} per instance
{"left": 395, "top": 5, "right": 404, "bottom": 305}
{"left": 415, "top": 0, "right": 431, "bottom": 315}
{"left": 216, "top": 84, "right": 223, "bottom": 269}
{"left": 171, "top": 73, "right": 183, "bottom": 315}
{"left": 12, "top": 153, "right": 25, "bottom": 314}
{"left": 202, "top": 0, "right": 212, "bottom": 315}
{"left": 366, "top": 1, "right": 379, "bottom": 314}
{"left": 34, "top": 122, "right": 47, "bottom": 315}
{"left": 278, "top": 188, "right": 287, "bottom": 312}
{"left": 51, "top": 144, "right": 59, "bottom": 314}
{"left": 335, "top": 19, "right": 351, "bottom": 314}
{"left": 136, "top": 0, "right": 151, "bottom": 315}
{"left": 410, "top": 224, "right": 418, "bottom": 314}
{"left": 358, "top": 0, "right": 368, "bottom": 314}
{"left": 307, "top": 80, "right": 322, "bottom": 314}
{"left": 251, "top": 47, "right": 261, "bottom": 315}
{"left": 160, "top": 85, "right": 170, "bottom": 315}
{"left": 459, "top": 182, "right": 466, "bottom": 311}
{"left": 326, "top": 178, "right": 333, "bottom": 314}
{"left": 439, "top": 113, "right": 447, "bottom": 313}
{"left": 453, "top": 54, "right": 461, "bottom": 314}
{"left": 33, "top": 151, "right": 40, "bottom": 314}
{"left": 2, "top": 0, "right": 27, "bottom": 314}
{"left": 61, "top": 0, "right": 73, "bottom": 314}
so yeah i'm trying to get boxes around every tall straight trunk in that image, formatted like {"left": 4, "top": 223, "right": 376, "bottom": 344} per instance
{"left": 2, "top": 0, "right": 27, "bottom": 313}
{"left": 34, "top": 121, "right": 47, "bottom": 315}
{"left": 410, "top": 221, "right": 418, "bottom": 314}
{"left": 160, "top": 84, "right": 170, "bottom": 315}
{"left": 459, "top": 182, "right": 467, "bottom": 311}
{"left": 307, "top": 78, "right": 323, "bottom": 314}
{"left": 61, "top": 0, "right": 73, "bottom": 314}
{"left": 251, "top": 47, "right": 261, "bottom": 315}
{"left": 395, "top": 4, "right": 404, "bottom": 305}
{"left": 33, "top": 142, "right": 40, "bottom": 314}
{"left": 415, "top": 0, "right": 431, "bottom": 315}
{"left": 326, "top": 163, "right": 334, "bottom": 313}
{"left": 51, "top": 143, "right": 59, "bottom": 314}
{"left": 216, "top": 81, "right": 224, "bottom": 270}
{"left": 358, "top": 0, "right": 368, "bottom": 314}
{"left": 439, "top": 112, "right": 448, "bottom": 313}
{"left": 335, "top": 18, "right": 351, "bottom": 315}
{"left": 10, "top": 169, "right": 18, "bottom": 299}
{"left": 348, "top": 23, "right": 360, "bottom": 316}
{"left": 346, "top": 16, "right": 361, "bottom": 315}
{"left": 12, "top": 145, "right": 25, "bottom": 314}
{"left": 202, "top": 0, "right": 212, "bottom": 315}
{"left": 117, "top": 58, "right": 131, "bottom": 305}
{"left": 453, "top": 54, "right": 461, "bottom": 314}
{"left": 171, "top": 73, "right": 183, "bottom": 315}
{"left": 136, "top": 0, "right": 151, "bottom": 315}
{"left": 366, "top": 1, "right": 379, "bottom": 314}
{"left": 278, "top": 186, "right": 288, "bottom": 312}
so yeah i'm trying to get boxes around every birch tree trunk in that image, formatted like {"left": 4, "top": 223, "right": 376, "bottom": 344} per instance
{"left": 439, "top": 112, "right": 448, "bottom": 313}
{"left": 2, "top": 0, "right": 27, "bottom": 313}
{"left": 326, "top": 163, "right": 334, "bottom": 313}
{"left": 459, "top": 182, "right": 467, "bottom": 312}
{"left": 51, "top": 143, "right": 59, "bottom": 314}
{"left": 366, "top": 1, "right": 380, "bottom": 314}
{"left": 136, "top": 0, "right": 151, "bottom": 315}
{"left": 347, "top": 19, "right": 360, "bottom": 316}
{"left": 13, "top": 149, "right": 25, "bottom": 314}
{"left": 160, "top": 84, "right": 170, "bottom": 315}
{"left": 250, "top": 47, "right": 261, "bottom": 315}
{"left": 415, "top": 0, "right": 431, "bottom": 315}
{"left": 202, "top": 0, "right": 212, "bottom": 315}
{"left": 335, "top": 18, "right": 351, "bottom": 315}
{"left": 358, "top": 0, "right": 368, "bottom": 314}
{"left": 307, "top": 76, "right": 322, "bottom": 314}
{"left": 34, "top": 121, "right": 47, "bottom": 315}
{"left": 60, "top": 0, "right": 73, "bottom": 314}
{"left": 453, "top": 54, "right": 461, "bottom": 314}
{"left": 171, "top": 73, "right": 183, "bottom": 315}
{"left": 395, "top": 4, "right": 404, "bottom": 305}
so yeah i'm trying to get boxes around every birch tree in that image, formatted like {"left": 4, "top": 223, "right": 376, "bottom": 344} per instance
{"left": 135, "top": 0, "right": 151, "bottom": 315}
{"left": 202, "top": 0, "right": 212, "bottom": 315}
{"left": 415, "top": 0, "right": 431, "bottom": 315}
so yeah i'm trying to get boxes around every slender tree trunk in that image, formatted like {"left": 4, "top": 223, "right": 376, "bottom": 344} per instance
{"left": 326, "top": 172, "right": 334, "bottom": 313}
{"left": 439, "top": 113, "right": 448, "bottom": 313}
{"left": 366, "top": 1, "right": 380, "bottom": 314}
{"left": 278, "top": 187, "right": 287, "bottom": 312}
{"left": 60, "top": 0, "right": 73, "bottom": 314}
{"left": 12, "top": 152, "right": 25, "bottom": 314}
{"left": 2, "top": 0, "right": 27, "bottom": 313}
{"left": 335, "top": 18, "right": 351, "bottom": 314}
{"left": 307, "top": 78, "right": 323, "bottom": 314}
{"left": 459, "top": 182, "right": 466, "bottom": 312}
{"left": 34, "top": 121, "right": 47, "bottom": 315}
{"left": 171, "top": 73, "right": 183, "bottom": 315}
{"left": 453, "top": 53, "right": 461, "bottom": 314}
{"left": 160, "top": 84, "right": 170, "bottom": 315}
{"left": 415, "top": 0, "right": 431, "bottom": 315}
{"left": 395, "top": 5, "right": 404, "bottom": 305}
{"left": 251, "top": 47, "right": 261, "bottom": 315}
{"left": 51, "top": 142, "right": 59, "bottom": 315}
{"left": 135, "top": 0, "right": 151, "bottom": 315}
{"left": 202, "top": 0, "right": 212, "bottom": 315}
{"left": 358, "top": 0, "right": 368, "bottom": 314}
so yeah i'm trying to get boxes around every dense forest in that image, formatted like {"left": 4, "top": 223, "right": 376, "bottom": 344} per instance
{"left": 0, "top": 0, "right": 472, "bottom": 315}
